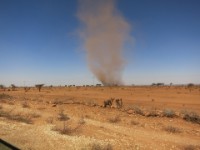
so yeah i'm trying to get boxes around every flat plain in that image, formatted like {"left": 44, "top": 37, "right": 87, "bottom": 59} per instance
{"left": 0, "top": 86, "right": 200, "bottom": 150}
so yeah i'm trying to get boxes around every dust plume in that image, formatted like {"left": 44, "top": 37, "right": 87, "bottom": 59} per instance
{"left": 77, "top": 0, "right": 131, "bottom": 86}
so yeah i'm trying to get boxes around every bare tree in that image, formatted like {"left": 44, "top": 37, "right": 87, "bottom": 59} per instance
{"left": 35, "top": 84, "right": 44, "bottom": 92}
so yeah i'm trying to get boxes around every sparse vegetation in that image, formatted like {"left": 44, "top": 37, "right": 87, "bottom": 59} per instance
{"left": 58, "top": 110, "right": 70, "bottom": 121}
{"left": 132, "top": 106, "right": 144, "bottom": 116}
{"left": 46, "top": 117, "right": 54, "bottom": 124}
{"left": 0, "top": 109, "right": 33, "bottom": 124}
{"left": 183, "top": 145, "right": 200, "bottom": 150}
{"left": 22, "top": 102, "right": 30, "bottom": 108}
{"left": 29, "top": 112, "right": 41, "bottom": 118}
{"left": 24, "top": 87, "right": 31, "bottom": 92}
{"left": 130, "top": 120, "right": 139, "bottom": 125}
{"left": 163, "top": 109, "right": 176, "bottom": 118}
{"left": 78, "top": 117, "right": 85, "bottom": 125}
{"left": 163, "top": 125, "right": 181, "bottom": 133}
{"left": 0, "top": 93, "right": 12, "bottom": 100}
{"left": 108, "top": 115, "right": 121, "bottom": 123}
{"left": 0, "top": 86, "right": 199, "bottom": 149}
{"left": 52, "top": 121, "right": 73, "bottom": 135}
{"left": 88, "top": 142, "right": 113, "bottom": 150}
{"left": 182, "top": 111, "right": 200, "bottom": 124}
{"left": 146, "top": 109, "right": 159, "bottom": 117}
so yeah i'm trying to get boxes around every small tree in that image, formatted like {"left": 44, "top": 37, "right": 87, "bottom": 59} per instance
{"left": 11, "top": 84, "right": 17, "bottom": 91}
{"left": 35, "top": 84, "right": 44, "bottom": 92}
{"left": 0, "top": 84, "right": 5, "bottom": 89}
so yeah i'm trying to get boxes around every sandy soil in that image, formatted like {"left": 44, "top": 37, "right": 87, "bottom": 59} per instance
{"left": 0, "top": 86, "right": 200, "bottom": 150}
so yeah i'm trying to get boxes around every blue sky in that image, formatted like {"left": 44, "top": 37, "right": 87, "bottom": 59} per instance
{"left": 0, "top": 0, "right": 200, "bottom": 86}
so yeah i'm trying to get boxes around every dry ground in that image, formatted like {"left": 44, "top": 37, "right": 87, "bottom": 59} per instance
{"left": 0, "top": 86, "right": 200, "bottom": 150}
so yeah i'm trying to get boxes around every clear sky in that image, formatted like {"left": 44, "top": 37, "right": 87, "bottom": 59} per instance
{"left": 0, "top": 0, "right": 200, "bottom": 86}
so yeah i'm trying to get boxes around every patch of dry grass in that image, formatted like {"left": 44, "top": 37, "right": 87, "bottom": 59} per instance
{"left": 78, "top": 117, "right": 85, "bottom": 125}
{"left": 108, "top": 115, "right": 121, "bottom": 123}
{"left": 58, "top": 110, "right": 70, "bottom": 121}
{"left": 52, "top": 121, "right": 82, "bottom": 135}
{"left": 46, "top": 117, "right": 54, "bottom": 124}
{"left": 181, "top": 111, "right": 200, "bottom": 124}
{"left": 0, "top": 93, "right": 12, "bottom": 99}
{"left": 0, "top": 109, "right": 33, "bottom": 124}
{"left": 52, "top": 122, "right": 73, "bottom": 135}
{"left": 163, "top": 109, "right": 176, "bottom": 118}
{"left": 146, "top": 109, "right": 160, "bottom": 117}
{"left": 163, "top": 125, "right": 181, "bottom": 133}
{"left": 22, "top": 102, "right": 30, "bottom": 108}
{"left": 183, "top": 145, "right": 200, "bottom": 150}
{"left": 130, "top": 120, "right": 139, "bottom": 125}
{"left": 132, "top": 106, "right": 145, "bottom": 116}
{"left": 89, "top": 142, "right": 113, "bottom": 150}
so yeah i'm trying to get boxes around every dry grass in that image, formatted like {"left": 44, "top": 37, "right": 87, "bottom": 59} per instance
{"left": 146, "top": 109, "right": 160, "bottom": 117}
{"left": 52, "top": 121, "right": 81, "bottom": 135}
{"left": 130, "top": 120, "right": 139, "bottom": 125}
{"left": 29, "top": 112, "right": 41, "bottom": 118}
{"left": 163, "top": 125, "right": 181, "bottom": 133}
{"left": 22, "top": 102, "right": 30, "bottom": 108}
{"left": 0, "top": 93, "right": 12, "bottom": 99}
{"left": 58, "top": 110, "right": 70, "bottom": 121}
{"left": 0, "top": 109, "right": 33, "bottom": 124}
{"left": 163, "top": 109, "right": 176, "bottom": 118}
{"left": 88, "top": 142, "right": 113, "bottom": 150}
{"left": 108, "top": 115, "right": 121, "bottom": 123}
{"left": 183, "top": 145, "right": 200, "bottom": 150}
{"left": 53, "top": 122, "right": 72, "bottom": 135}
{"left": 46, "top": 117, "right": 54, "bottom": 124}
{"left": 182, "top": 111, "right": 200, "bottom": 124}
{"left": 132, "top": 106, "right": 145, "bottom": 116}
{"left": 78, "top": 117, "right": 86, "bottom": 125}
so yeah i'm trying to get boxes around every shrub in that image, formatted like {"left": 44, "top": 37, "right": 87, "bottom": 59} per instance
{"left": 132, "top": 106, "right": 144, "bottom": 116}
{"left": 182, "top": 111, "right": 200, "bottom": 124}
{"left": 163, "top": 109, "right": 176, "bottom": 118}
{"left": 163, "top": 125, "right": 181, "bottom": 133}
{"left": 58, "top": 110, "right": 70, "bottom": 121}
